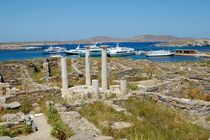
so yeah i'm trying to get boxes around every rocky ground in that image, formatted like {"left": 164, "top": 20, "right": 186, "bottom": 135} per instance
{"left": 0, "top": 58, "right": 210, "bottom": 139}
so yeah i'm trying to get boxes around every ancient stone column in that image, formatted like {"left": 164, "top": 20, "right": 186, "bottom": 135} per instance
{"left": 100, "top": 46, "right": 108, "bottom": 91}
{"left": 120, "top": 80, "right": 127, "bottom": 95}
{"left": 0, "top": 75, "right": 3, "bottom": 83}
{"left": 85, "top": 46, "right": 91, "bottom": 86}
{"left": 43, "top": 59, "right": 49, "bottom": 80}
{"left": 92, "top": 79, "right": 99, "bottom": 95}
{"left": 61, "top": 57, "right": 68, "bottom": 90}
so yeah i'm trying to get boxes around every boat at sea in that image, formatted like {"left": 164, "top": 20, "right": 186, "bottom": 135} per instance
{"left": 145, "top": 50, "right": 174, "bottom": 57}
{"left": 79, "top": 43, "right": 102, "bottom": 57}
{"left": 43, "top": 45, "right": 67, "bottom": 54}
{"left": 65, "top": 44, "right": 85, "bottom": 55}
{"left": 107, "top": 43, "right": 135, "bottom": 57}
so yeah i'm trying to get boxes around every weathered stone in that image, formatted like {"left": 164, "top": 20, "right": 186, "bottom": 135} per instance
{"left": 85, "top": 47, "right": 91, "bottom": 87}
{"left": 60, "top": 111, "right": 101, "bottom": 135}
{"left": 111, "top": 121, "right": 133, "bottom": 130}
{"left": 43, "top": 59, "right": 50, "bottom": 80}
{"left": 120, "top": 80, "right": 127, "bottom": 95}
{"left": 55, "top": 103, "right": 67, "bottom": 112}
{"left": 92, "top": 79, "right": 99, "bottom": 95}
{"left": 99, "top": 121, "right": 110, "bottom": 128}
{"left": 146, "top": 86, "right": 159, "bottom": 92}
{"left": 101, "top": 46, "right": 108, "bottom": 92}
{"left": 1, "top": 114, "right": 19, "bottom": 122}
{"left": 95, "top": 136, "right": 114, "bottom": 140}
{"left": 0, "top": 136, "right": 13, "bottom": 140}
{"left": 3, "top": 102, "right": 21, "bottom": 109}
{"left": 45, "top": 100, "right": 54, "bottom": 108}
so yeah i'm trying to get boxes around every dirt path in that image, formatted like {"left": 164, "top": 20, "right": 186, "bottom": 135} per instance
{"left": 14, "top": 115, "right": 56, "bottom": 140}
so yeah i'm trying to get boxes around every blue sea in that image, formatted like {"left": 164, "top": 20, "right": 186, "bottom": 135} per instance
{"left": 0, "top": 42, "right": 210, "bottom": 62}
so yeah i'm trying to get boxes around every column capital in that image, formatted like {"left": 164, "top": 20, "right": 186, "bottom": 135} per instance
{"left": 85, "top": 46, "right": 91, "bottom": 49}
{"left": 100, "top": 45, "right": 108, "bottom": 49}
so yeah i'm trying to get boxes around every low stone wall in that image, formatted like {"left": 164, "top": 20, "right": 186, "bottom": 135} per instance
{"left": 5, "top": 89, "right": 61, "bottom": 104}
{"left": 0, "top": 63, "right": 23, "bottom": 85}
{"left": 134, "top": 92, "right": 210, "bottom": 117}
{"left": 0, "top": 58, "right": 60, "bottom": 86}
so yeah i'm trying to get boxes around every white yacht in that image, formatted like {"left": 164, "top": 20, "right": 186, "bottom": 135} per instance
{"left": 107, "top": 43, "right": 135, "bottom": 57}
{"left": 65, "top": 44, "right": 85, "bottom": 55}
{"left": 79, "top": 43, "right": 102, "bottom": 57}
{"left": 145, "top": 50, "right": 174, "bottom": 57}
{"left": 44, "top": 45, "right": 67, "bottom": 53}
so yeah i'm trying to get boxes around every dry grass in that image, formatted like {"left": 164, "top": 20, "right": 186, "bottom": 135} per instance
{"left": 79, "top": 99, "right": 210, "bottom": 140}
{"left": 187, "top": 88, "right": 210, "bottom": 101}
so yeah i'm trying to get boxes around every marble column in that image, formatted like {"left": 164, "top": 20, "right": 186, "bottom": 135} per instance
{"left": 120, "top": 80, "right": 127, "bottom": 95}
{"left": 85, "top": 47, "right": 91, "bottom": 86}
{"left": 61, "top": 57, "right": 68, "bottom": 90}
{"left": 43, "top": 59, "right": 49, "bottom": 80}
{"left": 100, "top": 46, "right": 108, "bottom": 91}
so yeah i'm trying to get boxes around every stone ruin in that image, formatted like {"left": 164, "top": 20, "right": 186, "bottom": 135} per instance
{"left": 59, "top": 48, "right": 210, "bottom": 118}
{"left": 61, "top": 46, "right": 128, "bottom": 101}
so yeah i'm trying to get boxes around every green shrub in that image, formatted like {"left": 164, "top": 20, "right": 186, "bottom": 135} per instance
{"left": 0, "top": 126, "right": 15, "bottom": 137}
{"left": 0, "top": 124, "right": 32, "bottom": 137}
{"left": 128, "top": 82, "right": 139, "bottom": 91}
{"left": 45, "top": 104, "right": 73, "bottom": 140}
{"left": 51, "top": 120, "right": 72, "bottom": 140}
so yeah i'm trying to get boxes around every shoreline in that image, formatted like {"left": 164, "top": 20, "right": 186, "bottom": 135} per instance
{"left": 174, "top": 53, "right": 210, "bottom": 58}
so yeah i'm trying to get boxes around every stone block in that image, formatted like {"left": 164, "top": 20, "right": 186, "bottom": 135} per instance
{"left": 111, "top": 121, "right": 133, "bottom": 130}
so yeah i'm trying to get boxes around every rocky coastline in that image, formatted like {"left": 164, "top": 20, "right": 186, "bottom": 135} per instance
{"left": 154, "top": 39, "right": 210, "bottom": 47}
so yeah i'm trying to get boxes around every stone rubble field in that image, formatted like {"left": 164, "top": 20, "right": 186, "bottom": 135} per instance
{"left": 0, "top": 58, "right": 210, "bottom": 140}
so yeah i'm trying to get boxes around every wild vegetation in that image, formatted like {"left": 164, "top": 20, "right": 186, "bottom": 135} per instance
{"left": 0, "top": 125, "right": 32, "bottom": 137}
{"left": 128, "top": 82, "right": 139, "bottom": 91}
{"left": 79, "top": 99, "right": 210, "bottom": 140}
{"left": 44, "top": 103, "right": 73, "bottom": 140}
{"left": 187, "top": 88, "right": 210, "bottom": 101}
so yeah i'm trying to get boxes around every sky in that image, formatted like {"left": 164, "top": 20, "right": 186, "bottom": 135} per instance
{"left": 0, "top": 0, "right": 210, "bottom": 42}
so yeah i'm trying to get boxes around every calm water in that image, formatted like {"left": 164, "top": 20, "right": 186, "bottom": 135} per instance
{"left": 0, "top": 42, "right": 210, "bottom": 62}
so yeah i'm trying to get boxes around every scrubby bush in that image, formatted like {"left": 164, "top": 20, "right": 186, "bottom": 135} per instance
{"left": 21, "top": 102, "right": 33, "bottom": 114}
{"left": 0, "top": 126, "right": 15, "bottom": 137}
{"left": 0, "top": 124, "right": 32, "bottom": 137}
{"left": 45, "top": 104, "right": 73, "bottom": 140}
{"left": 128, "top": 82, "right": 139, "bottom": 91}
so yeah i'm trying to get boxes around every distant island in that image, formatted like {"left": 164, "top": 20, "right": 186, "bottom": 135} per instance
{"left": 154, "top": 39, "right": 210, "bottom": 47}
{"left": 0, "top": 35, "right": 210, "bottom": 50}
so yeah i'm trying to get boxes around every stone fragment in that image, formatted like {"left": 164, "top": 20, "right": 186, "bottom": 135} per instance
{"left": 3, "top": 102, "right": 21, "bottom": 109}
{"left": 146, "top": 86, "right": 159, "bottom": 92}
{"left": 1, "top": 114, "right": 19, "bottom": 122}
{"left": 92, "top": 79, "right": 99, "bottom": 95}
{"left": 99, "top": 121, "right": 110, "bottom": 128}
{"left": 0, "top": 136, "right": 13, "bottom": 140}
{"left": 95, "top": 136, "right": 114, "bottom": 140}
{"left": 55, "top": 103, "right": 67, "bottom": 112}
{"left": 45, "top": 100, "right": 54, "bottom": 108}
{"left": 120, "top": 80, "right": 127, "bottom": 95}
{"left": 111, "top": 121, "right": 133, "bottom": 130}
{"left": 69, "top": 130, "right": 97, "bottom": 140}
